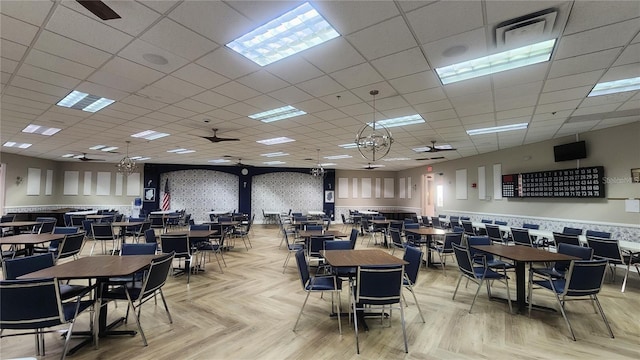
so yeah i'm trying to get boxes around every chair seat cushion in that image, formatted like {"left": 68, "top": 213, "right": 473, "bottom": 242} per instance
{"left": 59, "top": 284, "right": 91, "bottom": 300}
{"left": 306, "top": 276, "right": 341, "bottom": 291}
{"left": 62, "top": 299, "right": 94, "bottom": 321}
{"left": 532, "top": 279, "right": 565, "bottom": 294}
{"left": 473, "top": 267, "right": 506, "bottom": 279}
{"left": 531, "top": 267, "right": 565, "bottom": 279}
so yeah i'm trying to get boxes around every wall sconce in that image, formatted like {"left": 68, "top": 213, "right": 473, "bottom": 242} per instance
{"left": 16, "top": 176, "right": 23, "bottom": 185}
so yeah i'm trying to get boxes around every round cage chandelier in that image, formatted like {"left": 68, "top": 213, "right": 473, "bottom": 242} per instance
{"left": 116, "top": 141, "right": 137, "bottom": 176}
{"left": 310, "top": 149, "right": 326, "bottom": 177}
{"left": 355, "top": 90, "right": 393, "bottom": 162}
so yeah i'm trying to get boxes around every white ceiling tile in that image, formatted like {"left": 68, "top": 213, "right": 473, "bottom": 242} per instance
{"left": 407, "top": 1, "right": 483, "bottom": 44}
{"left": 331, "top": 63, "right": 383, "bottom": 89}
{"left": 297, "top": 76, "right": 346, "bottom": 97}
{"left": 1, "top": 39, "right": 27, "bottom": 61}
{"left": 613, "top": 43, "right": 640, "bottom": 67}
{"left": 118, "top": 39, "right": 190, "bottom": 74}
{"left": 371, "top": 47, "right": 430, "bottom": 80}
{"left": 600, "top": 63, "right": 640, "bottom": 82}
{"left": 237, "top": 70, "right": 289, "bottom": 93}
{"left": 63, "top": 0, "right": 160, "bottom": 36}
{"left": 17, "top": 63, "right": 81, "bottom": 89}
{"left": 294, "top": 99, "right": 332, "bottom": 114}
{"left": 169, "top": 0, "right": 251, "bottom": 44}
{"left": 107, "top": 102, "right": 152, "bottom": 117}
{"left": 33, "top": 30, "right": 111, "bottom": 68}
{"left": 543, "top": 70, "right": 604, "bottom": 93}
{"left": 141, "top": 18, "right": 218, "bottom": 61}
{"left": 171, "top": 64, "right": 229, "bottom": 90}
{"left": 314, "top": 1, "right": 400, "bottom": 36}
{"left": 223, "top": 102, "right": 261, "bottom": 117}
{"left": 496, "top": 107, "right": 534, "bottom": 120}
{"left": 402, "top": 88, "right": 447, "bottom": 105}
{"left": 492, "top": 63, "right": 549, "bottom": 89}
{"left": 270, "top": 86, "right": 314, "bottom": 104}
{"left": 424, "top": 109, "right": 458, "bottom": 122}
{"left": 192, "top": 91, "right": 236, "bottom": 108}
{"left": 101, "top": 56, "right": 165, "bottom": 86}
{"left": 548, "top": 48, "right": 620, "bottom": 78}
{"left": 347, "top": 16, "right": 418, "bottom": 60}
{"left": 0, "top": 14, "right": 39, "bottom": 45}
{"left": 24, "top": 49, "right": 95, "bottom": 79}
{"left": 534, "top": 100, "right": 582, "bottom": 114}
{"left": 563, "top": 1, "right": 640, "bottom": 35}
{"left": 213, "top": 81, "right": 261, "bottom": 102}
{"left": 157, "top": 105, "right": 197, "bottom": 119}
{"left": 0, "top": 0, "right": 53, "bottom": 26}
{"left": 413, "top": 99, "right": 452, "bottom": 114}
{"left": 173, "top": 99, "right": 216, "bottom": 114}
{"left": 139, "top": 0, "right": 180, "bottom": 14}
{"left": 75, "top": 81, "right": 129, "bottom": 101}
{"left": 242, "top": 95, "right": 284, "bottom": 111}
{"left": 389, "top": 71, "right": 440, "bottom": 94}
{"left": 617, "top": 96, "right": 640, "bottom": 111}
{"left": 572, "top": 103, "right": 622, "bottom": 117}
{"left": 196, "top": 47, "right": 260, "bottom": 80}
{"left": 137, "top": 85, "right": 185, "bottom": 104}
{"left": 88, "top": 70, "right": 146, "bottom": 93}
{"left": 302, "top": 37, "right": 365, "bottom": 73}
{"left": 3, "top": 86, "right": 60, "bottom": 105}
{"left": 120, "top": 94, "right": 167, "bottom": 111}
{"left": 45, "top": 5, "right": 132, "bottom": 53}
{"left": 2, "top": 93, "right": 51, "bottom": 110}
{"left": 423, "top": 28, "right": 487, "bottom": 68}
{"left": 443, "top": 77, "right": 491, "bottom": 98}
{"left": 153, "top": 76, "right": 205, "bottom": 98}
{"left": 494, "top": 82, "right": 543, "bottom": 111}
{"left": 10, "top": 75, "right": 69, "bottom": 97}
{"left": 460, "top": 113, "right": 496, "bottom": 126}
{"left": 554, "top": 19, "right": 638, "bottom": 60}
{"left": 538, "top": 86, "right": 591, "bottom": 104}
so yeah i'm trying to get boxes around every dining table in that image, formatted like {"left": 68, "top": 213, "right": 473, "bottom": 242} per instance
{"left": 403, "top": 228, "right": 447, "bottom": 267}
{"left": 0, "top": 221, "right": 40, "bottom": 235}
{"left": 111, "top": 221, "right": 147, "bottom": 243}
{"left": 298, "top": 230, "right": 348, "bottom": 239}
{"left": 20, "top": 254, "right": 161, "bottom": 355}
{"left": 0, "top": 233, "right": 67, "bottom": 256}
{"left": 470, "top": 244, "right": 580, "bottom": 313}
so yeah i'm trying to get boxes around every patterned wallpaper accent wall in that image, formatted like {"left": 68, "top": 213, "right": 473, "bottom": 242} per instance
{"left": 160, "top": 170, "right": 238, "bottom": 223}
{"left": 252, "top": 172, "right": 323, "bottom": 223}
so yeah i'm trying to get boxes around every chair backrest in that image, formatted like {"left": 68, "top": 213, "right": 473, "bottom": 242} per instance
{"left": 585, "top": 230, "right": 611, "bottom": 239}
{"left": 494, "top": 220, "right": 507, "bottom": 226}
{"left": 149, "top": 216, "right": 165, "bottom": 228}
{"left": 209, "top": 213, "right": 217, "bottom": 222}
{"left": 1, "top": 214, "right": 15, "bottom": 223}
{"left": 553, "top": 232, "right": 580, "bottom": 247}
{"left": 404, "top": 223, "right": 419, "bottom": 230}
{"left": 82, "top": 220, "right": 94, "bottom": 237}
{"left": 144, "top": 229, "right": 157, "bottom": 244}
{"left": 56, "top": 233, "right": 85, "bottom": 261}
{"left": 0, "top": 278, "right": 65, "bottom": 330}
{"left": 522, "top": 223, "right": 540, "bottom": 230}
{"left": 444, "top": 232, "right": 463, "bottom": 248}
{"left": 37, "top": 221, "right": 56, "bottom": 234}
{"left": 294, "top": 249, "right": 310, "bottom": 289}
{"left": 3, "top": 253, "right": 55, "bottom": 280}
{"left": 431, "top": 217, "right": 441, "bottom": 229}
{"left": 553, "top": 243, "right": 594, "bottom": 273}
{"left": 452, "top": 242, "right": 476, "bottom": 279}
{"left": 63, "top": 213, "right": 72, "bottom": 227}
{"left": 355, "top": 265, "right": 404, "bottom": 305}
{"left": 218, "top": 216, "right": 232, "bottom": 222}
{"left": 70, "top": 215, "right": 86, "bottom": 227}
{"left": 390, "top": 228, "right": 403, "bottom": 248}
{"left": 308, "top": 235, "right": 333, "bottom": 257}
{"left": 291, "top": 212, "right": 303, "bottom": 218}
{"left": 137, "top": 252, "right": 174, "bottom": 300}
{"left": 403, "top": 246, "right": 423, "bottom": 285}
{"left": 305, "top": 224, "right": 322, "bottom": 231}
{"left": 585, "top": 237, "right": 623, "bottom": 262}
{"left": 438, "top": 214, "right": 447, "bottom": 218}
{"left": 121, "top": 243, "right": 157, "bottom": 255}
{"left": 449, "top": 216, "right": 460, "bottom": 227}
{"left": 511, "top": 228, "right": 532, "bottom": 246}
{"left": 461, "top": 221, "right": 475, "bottom": 235}
{"left": 466, "top": 236, "right": 494, "bottom": 262}
{"left": 484, "top": 224, "right": 503, "bottom": 242}
{"left": 92, "top": 223, "right": 114, "bottom": 239}
{"left": 341, "top": 214, "right": 347, "bottom": 223}
{"left": 160, "top": 235, "right": 190, "bottom": 257}
{"left": 452, "top": 226, "right": 464, "bottom": 234}
{"left": 349, "top": 228, "right": 359, "bottom": 249}
{"left": 563, "top": 259, "right": 608, "bottom": 297}
{"left": 562, "top": 227, "right": 583, "bottom": 236}
{"left": 324, "top": 240, "right": 351, "bottom": 251}
{"left": 53, "top": 226, "right": 80, "bottom": 235}
{"left": 372, "top": 215, "right": 386, "bottom": 220}
{"left": 420, "top": 216, "right": 430, "bottom": 226}
{"left": 481, "top": 219, "right": 493, "bottom": 224}
{"left": 190, "top": 224, "right": 210, "bottom": 231}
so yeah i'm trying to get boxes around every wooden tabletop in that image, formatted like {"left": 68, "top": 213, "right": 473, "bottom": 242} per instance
{"left": 110, "top": 221, "right": 147, "bottom": 227}
{"left": 19, "top": 255, "right": 161, "bottom": 280}
{"left": 404, "top": 228, "right": 447, "bottom": 236}
{"left": 86, "top": 214, "right": 112, "bottom": 219}
{"left": 322, "top": 249, "right": 407, "bottom": 267}
{"left": 0, "top": 233, "right": 66, "bottom": 245}
{"left": 471, "top": 244, "right": 580, "bottom": 262}
{"left": 164, "top": 230, "right": 218, "bottom": 237}
{"left": 369, "top": 219, "right": 392, "bottom": 224}
{"left": 0, "top": 221, "right": 40, "bottom": 228}
{"left": 298, "top": 230, "right": 347, "bottom": 238}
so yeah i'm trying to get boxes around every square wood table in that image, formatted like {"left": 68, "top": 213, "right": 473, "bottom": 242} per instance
{"left": 322, "top": 249, "right": 407, "bottom": 267}
{"left": 471, "top": 244, "right": 579, "bottom": 313}
{"left": 403, "top": 228, "right": 447, "bottom": 267}
{"left": 20, "top": 255, "right": 161, "bottom": 354}
{"left": 111, "top": 221, "right": 147, "bottom": 242}
{"left": 0, "top": 221, "right": 40, "bottom": 235}
{"left": 0, "top": 233, "right": 66, "bottom": 256}
{"left": 298, "top": 230, "right": 348, "bottom": 239}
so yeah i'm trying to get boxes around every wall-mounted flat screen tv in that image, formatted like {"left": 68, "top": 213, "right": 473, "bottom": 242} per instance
{"left": 554, "top": 140, "right": 587, "bottom": 162}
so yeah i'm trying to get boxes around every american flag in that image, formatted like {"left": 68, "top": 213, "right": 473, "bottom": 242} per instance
{"left": 161, "top": 179, "right": 170, "bottom": 211}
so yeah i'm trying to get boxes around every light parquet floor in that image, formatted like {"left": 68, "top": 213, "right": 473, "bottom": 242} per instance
{"left": 1, "top": 225, "right": 639, "bottom": 360}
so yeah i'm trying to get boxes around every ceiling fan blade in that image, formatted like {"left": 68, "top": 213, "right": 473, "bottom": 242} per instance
{"left": 416, "top": 156, "right": 445, "bottom": 160}
{"left": 200, "top": 136, "right": 240, "bottom": 143}
{"left": 76, "top": 0, "right": 121, "bottom": 20}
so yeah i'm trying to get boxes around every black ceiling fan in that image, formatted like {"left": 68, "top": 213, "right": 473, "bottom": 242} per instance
{"left": 422, "top": 140, "right": 456, "bottom": 153}
{"left": 235, "top": 159, "right": 253, "bottom": 167}
{"left": 416, "top": 156, "right": 445, "bottom": 161}
{"left": 75, "top": 153, "right": 105, "bottom": 162}
{"left": 199, "top": 129, "right": 240, "bottom": 143}
{"left": 76, "top": 1, "right": 121, "bottom": 20}
{"left": 363, "top": 163, "right": 382, "bottom": 170}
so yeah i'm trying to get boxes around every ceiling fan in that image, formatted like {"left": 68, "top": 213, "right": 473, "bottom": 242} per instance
{"left": 199, "top": 129, "right": 240, "bottom": 143}
{"left": 422, "top": 140, "right": 457, "bottom": 153}
{"left": 76, "top": 1, "right": 121, "bottom": 20}
{"left": 235, "top": 158, "right": 253, "bottom": 167}
{"left": 74, "top": 153, "right": 105, "bottom": 162}
{"left": 416, "top": 156, "right": 445, "bottom": 161}
{"left": 363, "top": 163, "right": 383, "bottom": 170}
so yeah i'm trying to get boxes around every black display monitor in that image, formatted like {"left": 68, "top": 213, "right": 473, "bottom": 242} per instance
{"left": 554, "top": 141, "right": 586, "bottom": 162}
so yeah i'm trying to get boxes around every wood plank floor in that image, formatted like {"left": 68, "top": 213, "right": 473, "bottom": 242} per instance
{"left": 1, "top": 225, "right": 639, "bottom": 359}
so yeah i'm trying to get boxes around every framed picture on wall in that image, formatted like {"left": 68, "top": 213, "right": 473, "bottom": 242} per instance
{"left": 632, "top": 168, "right": 640, "bottom": 183}
{"left": 324, "top": 190, "right": 335, "bottom": 203}
{"left": 143, "top": 188, "right": 155, "bottom": 202}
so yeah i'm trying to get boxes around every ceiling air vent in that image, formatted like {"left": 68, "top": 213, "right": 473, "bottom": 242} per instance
{"left": 495, "top": 8, "right": 558, "bottom": 48}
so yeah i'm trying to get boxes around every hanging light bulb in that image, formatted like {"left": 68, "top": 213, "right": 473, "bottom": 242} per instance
{"left": 310, "top": 149, "right": 325, "bottom": 177}
{"left": 355, "top": 89, "right": 393, "bottom": 162}
{"left": 116, "top": 141, "right": 137, "bottom": 176}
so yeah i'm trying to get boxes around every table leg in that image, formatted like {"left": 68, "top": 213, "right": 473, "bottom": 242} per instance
{"left": 515, "top": 261, "right": 526, "bottom": 312}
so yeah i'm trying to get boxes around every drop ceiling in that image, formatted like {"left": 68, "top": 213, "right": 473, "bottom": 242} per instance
{"left": 1, "top": 0, "right": 638, "bottom": 171}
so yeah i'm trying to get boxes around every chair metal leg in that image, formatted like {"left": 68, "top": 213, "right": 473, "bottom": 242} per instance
{"left": 452, "top": 274, "right": 463, "bottom": 300}
{"left": 399, "top": 300, "right": 408, "bottom": 353}
{"left": 621, "top": 263, "right": 630, "bottom": 292}
{"left": 124, "top": 290, "right": 147, "bottom": 346}
{"left": 334, "top": 291, "right": 342, "bottom": 335}
{"left": 470, "top": 278, "right": 484, "bottom": 313}
{"left": 556, "top": 294, "right": 576, "bottom": 341}
{"left": 159, "top": 289, "right": 173, "bottom": 324}
{"left": 405, "top": 285, "right": 425, "bottom": 323}
{"left": 592, "top": 295, "right": 614, "bottom": 338}
{"left": 353, "top": 293, "right": 360, "bottom": 354}
{"left": 293, "top": 292, "right": 311, "bottom": 331}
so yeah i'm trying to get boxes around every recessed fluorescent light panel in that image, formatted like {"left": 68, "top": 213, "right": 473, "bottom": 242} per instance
{"left": 3, "top": 142, "right": 32, "bottom": 149}
{"left": 256, "top": 137, "right": 295, "bottom": 145}
{"left": 56, "top": 90, "right": 115, "bottom": 112}
{"left": 249, "top": 106, "right": 306, "bottom": 123}
{"left": 90, "top": 145, "right": 118, "bottom": 152}
{"left": 368, "top": 114, "right": 424, "bottom": 128}
{"left": 129, "top": 156, "right": 150, "bottom": 161}
{"left": 62, "top": 154, "right": 75, "bottom": 158}
{"left": 588, "top": 77, "right": 640, "bottom": 97}
{"left": 167, "top": 148, "right": 195, "bottom": 154}
{"left": 208, "top": 159, "right": 231, "bottom": 164}
{"left": 435, "top": 39, "right": 556, "bottom": 85}
{"left": 320, "top": 163, "right": 336, "bottom": 167}
{"left": 22, "top": 124, "right": 61, "bottom": 136}
{"left": 226, "top": 2, "right": 340, "bottom": 66}
{"left": 131, "top": 130, "right": 170, "bottom": 140}
{"left": 263, "top": 161, "right": 286, "bottom": 165}
{"left": 324, "top": 154, "right": 352, "bottom": 160}
{"left": 339, "top": 143, "right": 358, "bottom": 149}
{"left": 261, "top": 152, "right": 289, "bottom": 157}
{"left": 466, "top": 123, "right": 528, "bottom": 136}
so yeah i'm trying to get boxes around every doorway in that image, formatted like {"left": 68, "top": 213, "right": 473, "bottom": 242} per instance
{"left": 421, "top": 174, "right": 434, "bottom": 217}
